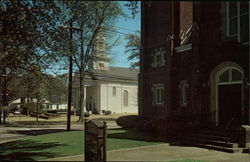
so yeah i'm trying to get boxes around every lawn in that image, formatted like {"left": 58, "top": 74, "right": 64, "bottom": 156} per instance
{"left": 0, "top": 129, "right": 164, "bottom": 161}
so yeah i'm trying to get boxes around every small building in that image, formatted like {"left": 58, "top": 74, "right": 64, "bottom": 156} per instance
{"left": 10, "top": 97, "right": 50, "bottom": 111}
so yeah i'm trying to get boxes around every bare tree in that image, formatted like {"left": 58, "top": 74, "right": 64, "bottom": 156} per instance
{"left": 59, "top": 1, "right": 123, "bottom": 122}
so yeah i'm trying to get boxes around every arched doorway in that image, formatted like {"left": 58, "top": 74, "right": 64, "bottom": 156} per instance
{"left": 210, "top": 62, "right": 244, "bottom": 127}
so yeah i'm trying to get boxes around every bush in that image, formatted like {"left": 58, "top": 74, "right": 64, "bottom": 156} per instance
{"left": 101, "top": 110, "right": 106, "bottom": 114}
{"left": 104, "top": 110, "right": 111, "bottom": 115}
{"left": 84, "top": 112, "right": 90, "bottom": 117}
{"left": 116, "top": 115, "right": 138, "bottom": 128}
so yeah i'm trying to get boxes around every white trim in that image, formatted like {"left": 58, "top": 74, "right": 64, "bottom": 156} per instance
{"left": 216, "top": 81, "right": 242, "bottom": 86}
{"left": 175, "top": 43, "right": 192, "bottom": 53}
{"left": 151, "top": 48, "right": 166, "bottom": 68}
{"left": 216, "top": 67, "right": 243, "bottom": 83}
{"left": 179, "top": 80, "right": 189, "bottom": 107}
{"left": 226, "top": 2, "right": 229, "bottom": 37}
{"left": 210, "top": 62, "right": 245, "bottom": 126}
{"left": 152, "top": 83, "right": 164, "bottom": 106}
{"left": 237, "top": 2, "right": 240, "bottom": 42}
{"left": 215, "top": 65, "right": 244, "bottom": 126}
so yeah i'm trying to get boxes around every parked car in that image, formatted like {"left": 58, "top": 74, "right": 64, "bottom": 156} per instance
{"left": 13, "top": 110, "right": 20, "bottom": 115}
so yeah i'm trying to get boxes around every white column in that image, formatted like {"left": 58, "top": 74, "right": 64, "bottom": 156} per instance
{"left": 84, "top": 86, "right": 87, "bottom": 112}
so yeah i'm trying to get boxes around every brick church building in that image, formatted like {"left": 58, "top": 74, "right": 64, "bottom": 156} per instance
{"left": 139, "top": 2, "right": 249, "bottom": 150}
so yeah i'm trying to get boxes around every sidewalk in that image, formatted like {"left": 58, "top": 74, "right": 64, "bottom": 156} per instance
{"left": 43, "top": 144, "right": 250, "bottom": 162}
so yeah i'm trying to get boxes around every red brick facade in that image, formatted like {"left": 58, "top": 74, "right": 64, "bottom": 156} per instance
{"left": 140, "top": 2, "right": 249, "bottom": 126}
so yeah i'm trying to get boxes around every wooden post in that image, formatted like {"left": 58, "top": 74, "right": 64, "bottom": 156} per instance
{"left": 84, "top": 119, "right": 87, "bottom": 161}
{"left": 103, "top": 121, "right": 107, "bottom": 162}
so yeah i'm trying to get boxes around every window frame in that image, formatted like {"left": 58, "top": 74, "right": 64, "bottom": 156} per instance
{"left": 151, "top": 48, "right": 165, "bottom": 68}
{"left": 152, "top": 84, "right": 164, "bottom": 105}
{"left": 226, "top": 2, "right": 249, "bottom": 43}
{"left": 123, "top": 90, "right": 128, "bottom": 107}
{"left": 179, "top": 80, "right": 189, "bottom": 107}
{"left": 112, "top": 87, "right": 116, "bottom": 96}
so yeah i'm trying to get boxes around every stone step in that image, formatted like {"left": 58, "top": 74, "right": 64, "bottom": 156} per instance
{"left": 186, "top": 137, "right": 238, "bottom": 148}
{"left": 184, "top": 141, "right": 243, "bottom": 153}
{"left": 197, "top": 130, "right": 230, "bottom": 137}
{"left": 192, "top": 133, "right": 231, "bottom": 142}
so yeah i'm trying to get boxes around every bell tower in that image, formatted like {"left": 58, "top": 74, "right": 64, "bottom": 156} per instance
{"left": 91, "top": 29, "right": 110, "bottom": 71}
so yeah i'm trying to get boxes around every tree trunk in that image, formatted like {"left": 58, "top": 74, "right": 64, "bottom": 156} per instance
{"left": 67, "top": 22, "right": 73, "bottom": 131}
{"left": 0, "top": 74, "right": 2, "bottom": 124}
{"left": 78, "top": 70, "right": 84, "bottom": 122}
{"left": 2, "top": 69, "right": 7, "bottom": 124}
{"left": 78, "top": 28, "right": 84, "bottom": 123}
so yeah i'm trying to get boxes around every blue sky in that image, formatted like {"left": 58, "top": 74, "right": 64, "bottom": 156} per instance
{"left": 110, "top": 1, "right": 141, "bottom": 68}
{"left": 46, "top": 2, "right": 141, "bottom": 75}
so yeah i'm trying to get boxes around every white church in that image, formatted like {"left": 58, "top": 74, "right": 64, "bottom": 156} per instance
{"left": 72, "top": 32, "right": 138, "bottom": 114}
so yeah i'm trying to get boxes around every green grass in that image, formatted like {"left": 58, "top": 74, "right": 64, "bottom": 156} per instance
{"left": 0, "top": 129, "right": 164, "bottom": 161}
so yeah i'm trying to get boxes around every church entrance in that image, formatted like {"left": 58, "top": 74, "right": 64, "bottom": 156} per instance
{"left": 218, "top": 84, "right": 242, "bottom": 127}
{"left": 210, "top": 62, "right": 244, "bottom": 127}
{"left": 216, "top": 67, "right": 243, "bottom": 127}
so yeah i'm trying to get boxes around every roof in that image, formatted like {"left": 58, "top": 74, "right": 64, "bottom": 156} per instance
{"left": 85, "top": 67, "right": 139, "bottom": 82}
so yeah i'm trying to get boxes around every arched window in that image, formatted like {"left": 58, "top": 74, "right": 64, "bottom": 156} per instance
{"left": 112, "top": 87, "right": 116, "bottom": 96}
{"left": 218, "top": 67, "right": 242, "bottom": 83}
{"left": 123, "top": 90, "right": 128, "bottom": 106}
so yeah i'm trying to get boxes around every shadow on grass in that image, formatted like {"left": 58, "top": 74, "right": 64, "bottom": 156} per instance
{"left": 107, "top": 128, "right": 192, "bottom": 147}
{"left": 0, "top": 140, "right": 66, "bottom": 161}
{"left": 7, "top": 129, "right": 67, "bottom": 136}
{"left": 8, "top": 120, "right": 68, "bottom": 126}
{"left": 107, "top": 128, "right": 170, "bottom": 142}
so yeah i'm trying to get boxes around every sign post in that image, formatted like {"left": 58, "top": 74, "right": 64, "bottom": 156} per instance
{"left": 85, "top": 119, "right": 107, "bottom": 162}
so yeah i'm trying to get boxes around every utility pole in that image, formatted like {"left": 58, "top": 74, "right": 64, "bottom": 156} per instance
{"left": 249, "top": 1, "right": 250, "bottom": 125}
{"left": 0, "top": 73, "right": 2, "bottom": 124}
{"left": 79, "top": 27, "right": 84, "bottom": 123}
{"left": 67, "top": 21, "right": 73, "bottom": 131}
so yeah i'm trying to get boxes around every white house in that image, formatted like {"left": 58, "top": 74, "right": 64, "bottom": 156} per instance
{"left": 72, "top": 31, "right": 138, "bottom": 114}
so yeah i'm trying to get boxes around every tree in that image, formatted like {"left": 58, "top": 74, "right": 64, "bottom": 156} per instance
{"left": 125, "top": 31, "right": 141, "bottom": 69}
{"left": 0, "top": 1, "right": 63, "bottom": 74}
{"left": 0, "top": 1, "right": 66, "bottom": 122}
{"left": 59, "top": 1, "right": 123, "bottom": 122}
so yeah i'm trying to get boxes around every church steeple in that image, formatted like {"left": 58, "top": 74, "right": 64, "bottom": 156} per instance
{"left": 91, "top": 29, "right": 110, "bottom": 71}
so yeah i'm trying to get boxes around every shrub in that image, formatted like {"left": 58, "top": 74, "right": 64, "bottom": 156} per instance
{"left": 116, "top": 115, "right": 138, "bottom": 128}
{"left": 101, "top": 110, "right": 106, "bottom": 114}
{"left": 84, "top": 112, "right": 90, "bottom": 117}
{"left": 104, "top": 110, "right": 111, "bottom": 115}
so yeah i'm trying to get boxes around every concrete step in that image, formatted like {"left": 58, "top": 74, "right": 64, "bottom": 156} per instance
{"left": 192, "top": 133, "right": 231, "bottom": 142}
{"left": 198, "top": 130, "right": 230, "bottom": 137}
{"left": 186, "top": 137, "right": 238, "bottom": 148}
{"left": 184, "top": 141, "right": 243, "bottom": 153}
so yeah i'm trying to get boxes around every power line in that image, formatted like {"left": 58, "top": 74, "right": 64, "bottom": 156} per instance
{"left": 105, "top": 29, "right": 128, "bottom": 35}
{"left": 110, "top": 25, "right": 138, "bottom": 33}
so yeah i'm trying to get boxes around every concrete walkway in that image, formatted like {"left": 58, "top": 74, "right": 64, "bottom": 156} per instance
{"left": 43, "top": 144, "right": 250, "bottom": 162}
{"left": 0, "top": 125, "right": 83, "bottom": 143}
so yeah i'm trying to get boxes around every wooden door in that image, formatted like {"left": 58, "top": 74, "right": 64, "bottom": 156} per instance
{"left": 218, "top": 84, "right": 242, "bottom": 127}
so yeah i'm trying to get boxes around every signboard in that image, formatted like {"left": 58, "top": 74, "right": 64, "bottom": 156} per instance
{"left": 85, "top": 119, "right": 107, "bottom": 162}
